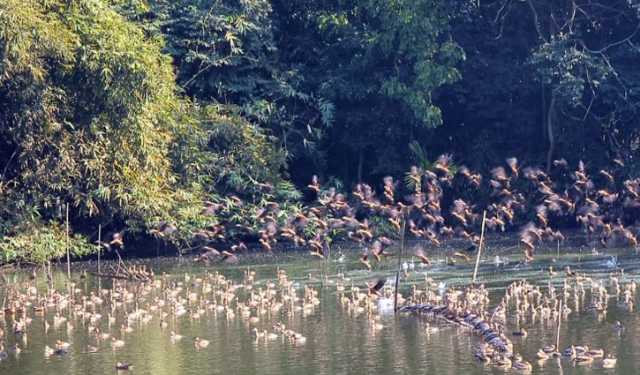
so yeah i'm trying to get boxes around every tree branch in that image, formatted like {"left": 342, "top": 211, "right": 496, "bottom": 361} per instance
{"left": 526, "top": 0, "right": 547, "bottom": 42}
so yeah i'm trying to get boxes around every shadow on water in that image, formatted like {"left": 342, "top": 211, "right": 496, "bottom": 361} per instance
{"left": 1, "top": 235, "right": 640, "bottom": 375}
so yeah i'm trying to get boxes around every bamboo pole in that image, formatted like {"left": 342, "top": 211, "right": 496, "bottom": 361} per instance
{"left": 394, "top": 211, "right": 407, "bottom": 312}
{"left": 97, "top": 224, "right": 102, "bottom": 274}
{"left": 555, "top": 299, "right": 563, "bottom": 351}
{"left": 323, "top": 240, "right": 330, "bottom": 286}
{"left": 472, "top": 210, "right": 488, "bottom": 284}
{"left": 65, "top": 203, "right": 71, "bottom": 279}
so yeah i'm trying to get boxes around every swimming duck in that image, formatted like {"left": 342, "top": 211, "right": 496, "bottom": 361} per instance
{"left": 252, "top": 328, "right": 265, "bottom": 339}
{"left": 541, "top": 345, "right": 556, "bottom": 353}
{"left": 573, "top": 354, "right": 594, "bottom": 365}
{"left": 425, "top": 323, "right": 439, "bottom": 334}
{"left": 44, "top": 345, "right": 67, "bottom": 357}
{"left": 55, "top": 340, "right": 71, "bottom": 351}
{"left": 170, "top": 331, "right": 183, "bottom": 342}
{"left": 493, "top": 356, "right": 512, "bottom": 369}
{"left": 111, "top": 338, "right": 125, "bottom": 349}
{"left": 512, "top": 328, "right": 527, "bottom": 337}
{"left": 194, "top": 337, "right": 210, "bottom": 349}
{"left": 536, "top": 349, "right": 549, "bottom": 360}
{"left": 512, "top": 354, "right": 532, "bottom": 372}
{"left": 562, "top": 346, "right": 576, "bottom": 358}
{"left": 115, "top": 362, "right": 132, "bottom": 370}
{"left": 44, "top": 346, "right": 55, "bottom": 358}
{"left": 474, "top": 350, "right": 490, "bottom": 363}
{"left": 602, "top": 355, "right": 617, "bottom": 368}
{"left": 10, "top": 344, "right": 21, "bottom": 355}
{"left": 613, "top": 320, "right": 624, "bottom": 332}
{"left": 587, "top": 348, "right": 604, "bottom": 358}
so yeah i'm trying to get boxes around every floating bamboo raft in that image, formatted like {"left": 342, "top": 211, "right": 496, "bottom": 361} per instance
{"left": 399, "top": 303, "right": 513, "bottom": 356}
{"left": 90, "top": 263, "right": 154, "bottom": 282}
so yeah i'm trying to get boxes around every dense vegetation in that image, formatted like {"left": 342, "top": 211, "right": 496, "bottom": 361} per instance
{"left": 1, "top": 0, "right": 639, "bottom": 263}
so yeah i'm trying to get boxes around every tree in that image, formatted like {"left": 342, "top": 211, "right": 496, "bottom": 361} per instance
{"left": 0, "top": 0, "right": 287, "bottom": 261}
{"left": 272, "top": 0, "right": 464, "bottom": 184}
{"left": 437, "top": 1, "right": 640, "bottom": 174}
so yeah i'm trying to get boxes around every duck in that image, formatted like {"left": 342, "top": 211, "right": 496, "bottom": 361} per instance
{"left": 293, "top": 334, "right": 307, "bottom": 344}
{"left": 10, "top": 344, "right": 21, "bottom": 355}
{"left": 587, "top": 348, "right": 604, "bottom": 358}
{"left": 573, "top": 354, "right": 594, "bottom": 365}
{"left": 115, "top": 362, "right": 132, "bottom": 370}
{"left": 56, "top": 340, "right": 71, "bottom": 351}
{"left": 474, "top": 349, "right": 490, "bottom": 363}
{"left": 562, "top": 346, "right": 576, "bottom": 358}
{"left": 602, "top": 355, "right": 617, "bottom": 368}
{"left": 194, "top": 337, "right": 210, "bottom": 349}
{"left": 111, "top": 338, "right": 125, "bottom": 349}
{"left": 44, "top": 345, "right": 55, "bottom": 358}
{"left": 252, "top": 328, "right": 265, "bottom": 339}
{"left": 425, "top": 323, "right": 439, "bottom": 334}
{"left": 170, "top": 331, "right": 183, "bottom": 342}
{"left": 613, "top": 320, "right": 624, "bottom": 332}
{"left": 45, "top": 345, "right": 67, "bottom": 357}
{"left": 574, "top": 345, "right": 589, "bottom": 354}
{"left": 536, "top": 349, "right": 549, "bottom": 360}
{"left": 512, "top": 328, "right": 527, "bottom": 337}
{"left": 493, "top": 356, "right": 512, "bottom": 369}
{"left": 512, "top": 354, "right": 533, "bottom": 372}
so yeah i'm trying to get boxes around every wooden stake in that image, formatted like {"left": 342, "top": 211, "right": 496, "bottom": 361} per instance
{"left": 65, "top": 203, "right": 71, "bottom": 279}
{"left": 394, "top": 211, "right": 407, "bottom": 312}
{"left": 97, "top": 224, "right": 102, "bottom": 274}
{"left": 472, "top": 210, "right": 488, "bottom": 284}
{"left": 555, "top": 299, "right": 563, "bottom": 350}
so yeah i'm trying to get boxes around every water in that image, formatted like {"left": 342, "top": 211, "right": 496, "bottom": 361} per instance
{"left": 1, "top": 239, "right": 640, "bottom": 375}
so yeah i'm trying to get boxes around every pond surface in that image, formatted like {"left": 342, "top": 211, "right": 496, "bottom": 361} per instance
{"left": 1, "top": 237, "right": 640, "bottom": 375}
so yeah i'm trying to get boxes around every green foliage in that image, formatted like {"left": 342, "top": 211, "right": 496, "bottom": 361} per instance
{"left": 0, "top": 0, "right": 180, "bottom": 223}
{"left": 198, "top": 105, "right": 286, "bottom": 194}
{"left": 160, "top": 0, "right": 277, "bottom": 103}
{"left": 152, "top": 0, "right": 323, "bottom": 166}
{"left": 143, "top": 0, "right": 464, "bottom": 183}
{"left": 408, "top": 141, "right": 432, "bottom": 171}
{"left": 0, "top": 0, "right": 288, "bottom": 262}
{"left": 2, "top": 0, "right": 640, "bottom": 263}
{"left": 0, "top": 222, "right": 97, "bottom": 264}
{"left": 274, "top": 0, "right": 464, "bottom": 181}
{"left": 439, "top": 1, "right": 640, "bottom": 169}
